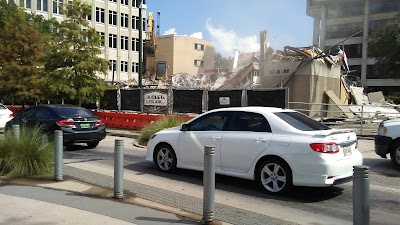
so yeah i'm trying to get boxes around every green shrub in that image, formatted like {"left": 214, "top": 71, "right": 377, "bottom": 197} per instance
{"left": 0, "top": 126, "right": 54, "bottom": 177}
{"left": 139, "top": 116, "right": 189, "bottom": 143}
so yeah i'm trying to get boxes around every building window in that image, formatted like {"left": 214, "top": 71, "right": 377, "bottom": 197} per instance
{"left": 53, "top": 0, "right": 64, "bottom": 15}
{"left": 109, "top": 60, "right": 116, "bottom": 72}
{"left": 132, "top": 16, "right": 139, "bottom": 30}
{"left": 96, "top": 7, "right": 105, "bottom": 23}
{"left": 97, "top": 32, "right": 105, "bottom": 47}
{"left": 132, "top": 62, "right": 139, "bottom": 73}
{"left": 121, "top": 36, "right": 128, "bottom": 50}
{"left": 326, "top": 22, "right": 363, "bottom": 39}
{"left": 194, "top": 60, "right": 203, "bottom": 67}
{"left": 109, "top": 34, "right": 117, "bottom": 49}
{"left": 132, "top": 0, "right": 140, "bottom": 8}
{"left": 109, "top": 10, "right": 117, "bottom": 26}
{"left": 20, "top": 0, "right": 32, "bottom": 8}
{"left": 83, "top": 29, "right": 89, "bottom": 42}
{"left": 370, "top": 0, "right": 400, "bottom": 14}
{"left": 121, "top": 0, "right": 128, "bottom": 6}
{"left": 121, "top": 13, "right": 128, "bottom": 28}
{"left": 132, "top": 38, "right": 139, "bottom": 51}
{"left": 283, "top": 69, "right": 289, "bottom": 73}
{"left": 194, "top": 43, "right": 204, "bottom": 51}
{"left": 87, "top": 14, "right": 92, "bottom": 21}
{"left": 109, "top": 0, "right": 117, "bottom": 3}
{"left": 121, "top": 61, "right": 128, "bottom": 72}
{"left": 37, "top": 0, "right": 48, "bottom": 11}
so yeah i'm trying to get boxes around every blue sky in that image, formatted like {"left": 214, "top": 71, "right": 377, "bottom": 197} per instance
{"left": 147, "top": 0, "right": 314, "bottom": 57}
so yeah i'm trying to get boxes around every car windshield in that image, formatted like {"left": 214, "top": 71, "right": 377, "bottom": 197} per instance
{"left": 52, "top": 107, "right": 94, "bottom": 117}
{"left": 274, "top": 112, "right": 331, "bottom": 131}
{"left": 0, "top": 105, "right": 6, "bottom": 110}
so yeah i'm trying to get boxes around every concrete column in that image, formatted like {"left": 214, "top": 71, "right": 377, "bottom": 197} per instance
{"left": 320, "top": 3, "right": 327, "bottom": 50}
{"left": 361, "top": 0, "right": 370, "bottom": 86}
{"left": 313, "top": 17, "right": 320, "bottom": 47}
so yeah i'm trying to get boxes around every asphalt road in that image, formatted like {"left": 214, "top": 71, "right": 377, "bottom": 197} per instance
{"left": 64, "top": 135, "right": 400, "bottom": 225}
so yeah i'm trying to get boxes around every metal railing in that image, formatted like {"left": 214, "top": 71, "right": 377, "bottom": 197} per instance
{"left": 288, "top": 101, "right": 400, "bottom": 136}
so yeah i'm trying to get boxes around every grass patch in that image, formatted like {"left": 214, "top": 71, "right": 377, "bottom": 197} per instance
{"left": 0, "top": 126, "right": 54, "bottom": 177}
{"left": 138, "top": 116, "right": 189, "bottom": 144}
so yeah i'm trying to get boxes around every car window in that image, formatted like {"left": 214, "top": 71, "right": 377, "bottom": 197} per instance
{"left": 227, "top": 112, "right": 271, "bottom": 132}
{"left": 274, "top": 112, "right": 331, "bottom": 131}
{"left": 19, "top": 108, "right": 37, "bottom": 120}
{"left": 36, "top": 108, "right": 56, "bottom": 119}
{"left": 189, "top": 112, "right": 231, "bottom": 131}
{"left": 52, "top": 107, "right": 94, "bottom": 117}
{"left": 0, "top": 105, "right": 6, "bottom": 110}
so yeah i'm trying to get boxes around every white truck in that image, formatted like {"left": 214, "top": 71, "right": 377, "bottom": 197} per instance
{"left": 375, "top": 119, "right": 400, "bottom": 170}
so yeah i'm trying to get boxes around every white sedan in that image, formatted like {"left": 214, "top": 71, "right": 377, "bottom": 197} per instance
{"left": 146, "top": 107, "right": 363, "bottom": 194}
{"left": 0, "top": 104, "right": 13, "bottom": 129}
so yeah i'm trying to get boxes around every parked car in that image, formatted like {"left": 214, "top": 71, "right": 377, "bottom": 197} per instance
{"left": 5, "top": 104, "right": 106, "bottom": 148}
{"left": 146, "top": 107, "right": 363, "bottom": 194}
{"left": 374, "top": 119, "right": 400, "bottom": 170}
{"left": 0, "top": 104, "right": 13, "bottom": 129}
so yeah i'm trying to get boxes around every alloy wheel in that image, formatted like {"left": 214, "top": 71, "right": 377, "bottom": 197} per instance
{"left": 260, "top": 163, "right": 287, "bottom": 193}
{"left": 157, "top": 147, "right": 174, "bottom": 171}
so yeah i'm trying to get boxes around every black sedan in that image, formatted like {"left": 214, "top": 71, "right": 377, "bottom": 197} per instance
{"left": 6, "top": 104, "right": 106, "bottom": 148}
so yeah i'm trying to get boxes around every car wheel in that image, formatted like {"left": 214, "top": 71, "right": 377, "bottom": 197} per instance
{"left": 154, "top": 144, "right": 177, "bottom": 172}
{"left": 87, "top": 141, "right": 100, "bottom": 149}
{"left": 390, "top": 143, "right": 400, "bottom": 170}
{"left": 256, "top": 158, "right": 292, "bottom": 194}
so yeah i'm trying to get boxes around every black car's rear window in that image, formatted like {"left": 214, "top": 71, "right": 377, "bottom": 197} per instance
{"left": 52, "top": 107, "right": 94, "bottom": 117}
{"left": 274, "top": 112, "right": 331, "bottom": 131}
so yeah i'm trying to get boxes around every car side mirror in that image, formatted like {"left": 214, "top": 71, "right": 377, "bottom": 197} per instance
{"left": 181, "top": 124, "right": 189, "bottom": 131}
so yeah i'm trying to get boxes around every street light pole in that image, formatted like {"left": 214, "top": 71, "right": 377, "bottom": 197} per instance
{"left": 138, "top": 0, "right": 145, "bottom": 88}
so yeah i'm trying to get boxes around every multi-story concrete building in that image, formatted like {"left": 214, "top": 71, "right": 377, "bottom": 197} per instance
{"left": 7, "top": 0, "right": 146, "bottom": 83}
{"left": 155, "top": 34, "right": 214, "bottom": 77}
{"left": 306, "top": 0, "right": 400, "bottom": 94}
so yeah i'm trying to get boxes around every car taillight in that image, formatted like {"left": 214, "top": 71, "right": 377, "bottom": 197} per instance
{"left": 310, "top": 142, "right": 339, "bottom": 154}
{"left": 95, "top": 119, "right": 105, "bottom": 126}
{"left": 9, "top": 113, "right": 14, "bottom": 118}
{"left": 56, "top": 119, "right": 76, "bottom": 128}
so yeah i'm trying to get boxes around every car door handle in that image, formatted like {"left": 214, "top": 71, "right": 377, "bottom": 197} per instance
{"left": 255, "top": 138, "right": 267, "bottom": 142}
{"left": 211, "top": 136, "right": 221, "bottom": 141}
{"left": 21, "top": 118, "right": 27, "bottom": 123}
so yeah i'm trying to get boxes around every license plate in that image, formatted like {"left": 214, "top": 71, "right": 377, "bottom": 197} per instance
{"left": 343, "top": 146, "right": 352, "bottom": 156}
{"left": 80, "top": 123, "right": 90, "bottom": 128}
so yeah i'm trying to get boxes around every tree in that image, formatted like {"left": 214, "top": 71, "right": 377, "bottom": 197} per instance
{"left": 214, "top": 52, "right": 233, "bottom": 69}
{"left": 368, "top": 13, "right": 400, "bottom": 78}
{"left": 0, "top": 2, "right": 46, "bottom": 104}
{"left": 45, "top": 0, "right": 109, "bottom": 105}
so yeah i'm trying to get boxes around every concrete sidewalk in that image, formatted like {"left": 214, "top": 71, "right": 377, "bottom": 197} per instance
{"left": 0, "top": 176, "right": 204, "bottom": 225}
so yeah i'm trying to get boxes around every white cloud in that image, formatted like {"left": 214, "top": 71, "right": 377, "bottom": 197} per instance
{"left": 163, "top": 28, "right": 177, "bottom": 35}
{"left": 190, "top": 32, "right": 203, "bottom": 39}
{"left": 206, "top": 19, "right": 259, "bottom": 57}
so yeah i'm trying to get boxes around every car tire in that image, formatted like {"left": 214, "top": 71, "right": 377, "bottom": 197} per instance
{"left": 154, "top": 144, "right": 177, "bottom": 172}
{"left": 256, "top": 158, "right": 293, "bottom": 195}
{"left": 87, "top": 141, "right": 100, "bottom": 149}
{"left": 390, "top": 143, "right": 400, "bottom": 170}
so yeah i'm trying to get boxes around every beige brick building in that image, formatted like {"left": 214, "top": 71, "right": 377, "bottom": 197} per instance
{"left": 155, "top": 34, "right": 214, "bottom": 77}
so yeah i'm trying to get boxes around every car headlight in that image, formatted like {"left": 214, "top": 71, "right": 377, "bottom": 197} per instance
{"left": 378, "top": 125, "right": 387, "bottom": 136}
{"left": 149, "top": 134, "right": 156, "bottom": 140}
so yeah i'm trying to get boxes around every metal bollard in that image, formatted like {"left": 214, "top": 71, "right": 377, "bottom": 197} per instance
{"left": 353, "top": 165, "right": 370, "bottom": 225}
{"left": 202, "top": 145, "right": 216, "bottom": 224}
{"left": 54, "top": 130, "right": 63, "bottom": 181}
{"left": 114, "top": 139, "right": 124, "bottom": 199}
{"left": 12, "top": 125, "right": 20, "bottom": 138}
